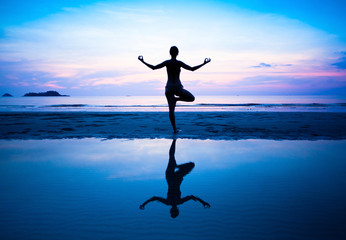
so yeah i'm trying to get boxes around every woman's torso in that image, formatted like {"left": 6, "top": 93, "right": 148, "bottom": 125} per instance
{"left": 165, "top": 59, "right": 183, "bottom": 88}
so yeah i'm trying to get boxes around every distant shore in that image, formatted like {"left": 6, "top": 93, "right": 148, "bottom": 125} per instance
{"left": 23, "top": 90, "right": 69, "bottom": 97}
{"left": 1, "top": 112, "right": 346, "bottom": 140}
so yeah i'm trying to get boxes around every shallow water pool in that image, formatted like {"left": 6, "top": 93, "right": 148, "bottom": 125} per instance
{"left": 1, "top": 139, "right": 346, "bottom": 239}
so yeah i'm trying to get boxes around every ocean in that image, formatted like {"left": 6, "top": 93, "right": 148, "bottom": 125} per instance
{"left": 1, "top": 95, "right": 346, "bottom": 112}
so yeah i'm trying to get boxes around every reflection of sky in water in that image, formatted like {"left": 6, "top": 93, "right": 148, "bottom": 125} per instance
{"left": 3, "top": 139, "right": 345, "bottom": 179}
{"left": 1, "top": 139, "right": 346, "bottom": 239}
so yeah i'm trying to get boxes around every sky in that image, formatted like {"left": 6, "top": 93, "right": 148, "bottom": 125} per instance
{"left": 0, "top": 0, "right": 346, "bottom": 96}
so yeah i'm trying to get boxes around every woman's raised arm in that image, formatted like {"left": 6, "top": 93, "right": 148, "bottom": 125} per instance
{"left": 138, "top": 56, "right": 167, "bottom": 70}
{"left": 180, "top": 58, "right": 211, "bottom": 71}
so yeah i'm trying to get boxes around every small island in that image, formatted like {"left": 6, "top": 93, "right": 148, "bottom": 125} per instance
{"left": 24, "top": 91, "right": 69, "bottom": 97}
{"left": 2, "top": 93, "right": 13, "bottom": 97}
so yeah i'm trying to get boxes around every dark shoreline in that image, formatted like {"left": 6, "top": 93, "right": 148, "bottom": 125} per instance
{"left": 1, "top": 112, "right": 346, "bottom": 140}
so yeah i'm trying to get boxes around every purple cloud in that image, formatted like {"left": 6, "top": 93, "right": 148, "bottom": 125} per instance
{"left": 332, "top": 52, "right": 346, "bottom": 69}
{"left": 250, "top": 63, "right": 293, "bottom": 68}
{"left": 251, "top": 62, "right": 272, "bottom": 68}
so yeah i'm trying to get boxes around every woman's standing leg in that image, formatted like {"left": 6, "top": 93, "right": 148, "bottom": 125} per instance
{"left": 165, "top": 89, "right": 178, "bottom": 133}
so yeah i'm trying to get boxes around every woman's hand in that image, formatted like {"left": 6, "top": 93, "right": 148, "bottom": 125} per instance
{"left": 203, "top": 202, "right": 211, "bottom": 208}
{"left": 204, "top": 58, "right": 211, "bottom": 64}
{"left": 138, "top": 55, "right": 144, "bottom": 62}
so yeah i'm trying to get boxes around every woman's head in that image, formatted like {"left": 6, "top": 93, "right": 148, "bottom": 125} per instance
{"left": 170, "top": 46, "right": 179, "bottom": 58}
{"left": 170, "top": 205, "right": 179, "bottom": 218}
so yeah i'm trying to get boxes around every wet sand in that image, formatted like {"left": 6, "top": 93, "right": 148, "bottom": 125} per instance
{"left": 1, "top": 112, "right": 346, "bottom": 140}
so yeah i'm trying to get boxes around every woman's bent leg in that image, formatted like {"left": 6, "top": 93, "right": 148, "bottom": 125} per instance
{"left": 176, "top": 89, "right": 195, "bottom": 102}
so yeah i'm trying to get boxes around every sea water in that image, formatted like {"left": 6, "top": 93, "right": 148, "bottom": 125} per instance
{"left": 1, "top": 95, "right": 346, "bottom": 112}
{"left": 1, "top": 139, "right": 346, "bottom": 240}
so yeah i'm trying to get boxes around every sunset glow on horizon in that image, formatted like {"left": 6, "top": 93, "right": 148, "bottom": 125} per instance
{"left": 1, "top": 0, "right": 346, "bottom": 96}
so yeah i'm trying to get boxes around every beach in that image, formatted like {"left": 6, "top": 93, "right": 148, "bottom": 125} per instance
{"left": 1, "top": 111, "right": 346, "bottom": 140}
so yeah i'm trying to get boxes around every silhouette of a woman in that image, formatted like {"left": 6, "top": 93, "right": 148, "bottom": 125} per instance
{"left": 139, "top": 139, "right": 210, "bottom": 218}
{"left": 138, "top": 46, "right": 211, "bottom": 133}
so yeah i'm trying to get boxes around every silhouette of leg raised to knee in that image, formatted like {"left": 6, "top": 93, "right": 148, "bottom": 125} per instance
{"left": 176, "top": 89, "right": 195, "bottom": 102}
{"left": 165, "top": 89, "right": 195, "bottom": 133}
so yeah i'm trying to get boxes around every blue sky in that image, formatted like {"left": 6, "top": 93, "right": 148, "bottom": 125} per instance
{"left": 1, "top": 0, "right": 346, "bottom": 96}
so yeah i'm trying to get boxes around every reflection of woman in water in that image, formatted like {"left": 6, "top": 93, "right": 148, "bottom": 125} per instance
{"left": 139, "top": 139, "right": 210, "bottom": 218}
{"left": 138, "top": 46, "right": 211, "bottom": 133}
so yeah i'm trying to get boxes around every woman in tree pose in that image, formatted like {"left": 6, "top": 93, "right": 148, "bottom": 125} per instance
{"left": 138, "top": 46, "right": 211, "bottom": 133}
